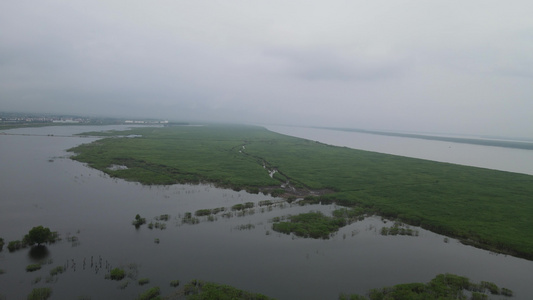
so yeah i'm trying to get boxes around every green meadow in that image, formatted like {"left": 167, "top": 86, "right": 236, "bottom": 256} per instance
{"left": 69, "top": 124, "right": 533, "bottom": 259}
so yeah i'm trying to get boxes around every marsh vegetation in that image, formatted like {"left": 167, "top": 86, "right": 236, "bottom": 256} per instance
{"left": 339, "top": 273, "right": 513, "bottom": 300}
{"left": 68, "top": 125, "right": 533, "bottom": 259}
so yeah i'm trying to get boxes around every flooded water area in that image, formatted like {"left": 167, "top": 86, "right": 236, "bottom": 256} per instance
{"left": 1, "top": 125, "right": 533, "bottom": 299}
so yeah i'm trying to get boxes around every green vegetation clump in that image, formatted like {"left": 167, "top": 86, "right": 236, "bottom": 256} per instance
{"left": 195, "top": 209, "right": 213, "bottom": 216}
{"left": 339, "top": 273, "right": 512, "bottom": 300}
{"left": 183, "top": 280, "right": 273, "bottom": 300}
{"left": 155, "top": 214, "right": 169, "bottom": 221}
{"left": 258, "top": 200, "right": 274, "bottom": 206}
{"left": 27, "top": 287, "right": 52, "bottom": 300}
{"left": 231, "top": 202, "right": 254, "bottom": 211}
{"left": 133, "top": 214, "right": 147, "bottom": 228}
{"left": 0, "top": 237, "right": 4, "bottom": 252}
{"left": 49, "top": 266, "right": 65, "bottom": 276}
{"left": 182, "top": 212, "right": 200, "bottom": 224}
{"left": 8, "top": 227, "right": 59, "bottom": 252}
{"left": 109, "top": 268, "right": 125, "bottom": 280}
{"left": 136, "top": 286, "right": 160, "bottom": 300}
{"left": 272, "top": 211, "right": 346, "bottom": 239}
{"left": 26, "top": 264, "right": 41, "bottom": 272}
{"left": 7, "top": 240, "right": 25, "bottom": 252}
{"left": 68, "top": 125, "right": 533, "bottom": 259}
{"left": 25, "top": 226, "right": 55, "bottom": 246}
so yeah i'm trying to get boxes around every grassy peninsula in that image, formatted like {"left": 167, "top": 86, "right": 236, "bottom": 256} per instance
{"left": 68, "top": 124, "right": 533, "bottom": 259}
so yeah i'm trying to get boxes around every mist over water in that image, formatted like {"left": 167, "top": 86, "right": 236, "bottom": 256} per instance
{"left": 1, "top": 125, "right": 532, "bottom": 299}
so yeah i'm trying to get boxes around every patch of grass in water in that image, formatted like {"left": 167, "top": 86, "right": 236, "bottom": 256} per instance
{"left": 272, "top": 211, "right": 346, "bottom": 239}
{"left": 108, "top": 268, "right": 125, "bottom": 280}
{"left": 182, "top": 280, "right": 273, "bottom": 300}
{"left": 340, "top": 273, "right": 513, "bottom": 300}
{"left": 136, "top": 286, "right": 160, "bottom": 300}
{"left": 27, "top": 287, "right": 52, "bottom": 300}
{"left": 231, "top": 202, "right": 254, "bottom": 211}
{"left": 26, "top": 264, "right": 41, "bottom": 272}
{"left": 49, "top": 266, "right": 65, "bottom": 276}
{"left": 138, "top": 278, "right": 150, "bottom": 286}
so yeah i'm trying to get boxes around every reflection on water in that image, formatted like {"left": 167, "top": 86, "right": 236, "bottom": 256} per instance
{"left": 0, "top": 125, "right": 532, "bottom": 299}
{"left": 28, "top": 246, "right": 50, "bottom": 262}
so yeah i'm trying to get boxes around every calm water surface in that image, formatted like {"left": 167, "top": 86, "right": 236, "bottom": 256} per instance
{"left": 1, "top": 125, "right": 532, "bottom": 299}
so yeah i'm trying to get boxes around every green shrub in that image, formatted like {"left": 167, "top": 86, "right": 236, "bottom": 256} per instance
{"left": 109, "top": 268, "right": 125, "bottom": 280}
{"left": 132, "top": 214, "right": 146, "bottom": 227}
{"left": 272, "top": 211, "right": 346, "bottom": 239}
{"left": 7, "top": 240, "right": 24, "bottom": 252}
{"left": 27, "top": 287, "right": 52, "bottom": 300}
{"left": 25, "top": 226, "right": 55, "bottom": 245}
{"left": 0, "top": 237, "right": 4, "bottom": 252}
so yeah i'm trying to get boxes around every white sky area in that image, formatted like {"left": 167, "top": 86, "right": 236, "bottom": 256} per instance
{"left": 1, "top": 1, "right": 532, "bottom": 138}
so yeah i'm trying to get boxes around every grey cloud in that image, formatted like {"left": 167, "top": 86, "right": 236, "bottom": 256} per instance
{"left": 1, "top": 1, "right": 532, "bottom": 138}
{"left": 265, "top": 48, "right": 408, "bottom": 81}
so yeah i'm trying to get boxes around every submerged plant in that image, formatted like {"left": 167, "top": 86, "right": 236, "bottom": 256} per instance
{"left": 170, "top": 280, "right": 180, "bottom": 287}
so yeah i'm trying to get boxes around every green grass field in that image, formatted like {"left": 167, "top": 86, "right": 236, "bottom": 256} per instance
{"left": 68, "top": 124, "right": 533, "bottom": 259}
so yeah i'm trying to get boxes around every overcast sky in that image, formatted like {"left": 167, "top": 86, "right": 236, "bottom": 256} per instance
{"left": 1, "top": 1, "right": 532, "bottom": 138}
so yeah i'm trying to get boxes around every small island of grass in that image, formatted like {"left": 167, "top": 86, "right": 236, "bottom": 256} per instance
{"left": 272, "top": 211, "right": 346, "bottom": 239}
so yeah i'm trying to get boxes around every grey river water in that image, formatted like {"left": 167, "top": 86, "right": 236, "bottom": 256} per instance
{"left": 1, "top": 125, "right": 532, "bottom": 299}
